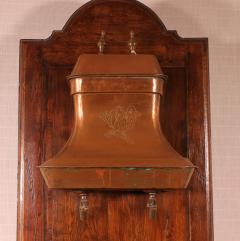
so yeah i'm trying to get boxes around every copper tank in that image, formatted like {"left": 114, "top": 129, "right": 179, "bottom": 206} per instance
{"left": 40, "top": 54, "right": 194, "bottom": 189}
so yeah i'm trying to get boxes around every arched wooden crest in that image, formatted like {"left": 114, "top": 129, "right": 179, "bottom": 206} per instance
{"left": 18, "top": 0, "right": 213, "bottom": 240}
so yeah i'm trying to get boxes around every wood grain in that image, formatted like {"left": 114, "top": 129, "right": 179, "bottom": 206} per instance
{"left": 18, "top": 0, "right": 213, "bottom": 240}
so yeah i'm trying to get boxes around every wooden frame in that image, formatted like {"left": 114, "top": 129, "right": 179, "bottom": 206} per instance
{"left": 18, "top": 0, "right": 213, "bottom": 240}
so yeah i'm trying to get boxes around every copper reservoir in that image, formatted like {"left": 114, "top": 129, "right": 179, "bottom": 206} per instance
{"left": 40, "top": 54, "right": 194, "bottom": 189}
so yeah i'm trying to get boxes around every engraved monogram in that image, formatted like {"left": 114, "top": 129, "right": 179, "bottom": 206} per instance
{"left": 100, "top": 105, "right": 140, "bottom": 144}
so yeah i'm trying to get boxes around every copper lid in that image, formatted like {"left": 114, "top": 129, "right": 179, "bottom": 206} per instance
{"left": 68, "top": 54, "right": 167, "bottom": 78}
{"left": 68, "top": 54, "right": 167, "bottom": 95}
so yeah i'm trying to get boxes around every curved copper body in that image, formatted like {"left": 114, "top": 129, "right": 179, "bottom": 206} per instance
{"left": 40, "top": 54, "right": 194, "bottom": 189}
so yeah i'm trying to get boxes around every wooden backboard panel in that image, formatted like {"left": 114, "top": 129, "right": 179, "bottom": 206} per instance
{"left": 18, "top": 0, "right": 213, "bottom": 240}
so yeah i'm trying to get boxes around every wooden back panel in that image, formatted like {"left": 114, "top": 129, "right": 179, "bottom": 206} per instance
{"left": 18, "top": 0, "right": 213, "bottom": 240}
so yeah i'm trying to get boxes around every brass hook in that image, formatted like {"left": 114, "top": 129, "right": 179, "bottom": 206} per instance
{"left": 97, "top": 31, "right": 106, "bottom": 54}
{"left": 147, "top": 192, "right": 157, "bottom": 219}
{"left": 128, "top": 30, "right": 136, "bottom": 54}
{"left": 79, "top": 192, "right": 89, "bottom": 221}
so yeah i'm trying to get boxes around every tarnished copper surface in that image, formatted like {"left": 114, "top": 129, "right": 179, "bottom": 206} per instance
{"left": 40, "top": 54, "right": 194, "bottom": 189}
